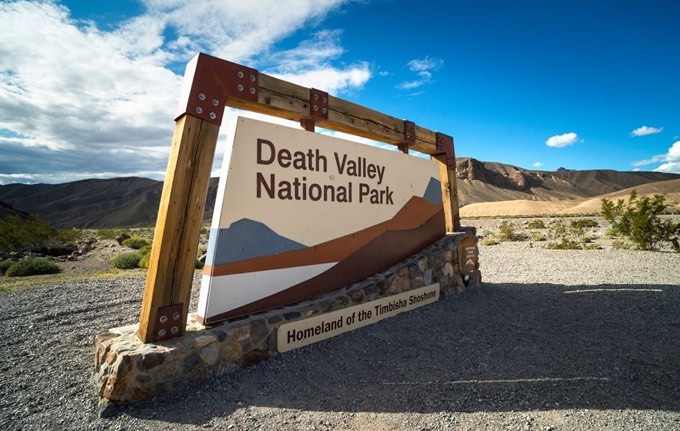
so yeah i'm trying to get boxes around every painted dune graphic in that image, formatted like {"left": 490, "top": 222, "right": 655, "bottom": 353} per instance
{"left": 200, "top": 194, "right": 444, "bottom": 323}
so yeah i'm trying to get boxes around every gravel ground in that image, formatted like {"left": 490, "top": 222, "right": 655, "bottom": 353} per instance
{"left": 1, "top": 231, "right": 680, "bottom": 430}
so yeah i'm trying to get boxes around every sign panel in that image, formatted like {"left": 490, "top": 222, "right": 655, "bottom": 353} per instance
{"left": 278, "top": 284, "right": 440, "bottom": 352}
{"left": 197, "top": 117, "right": 445, "bottom": 324}
{"left": 458, "top": 236, "right": 478, "bottom": 274}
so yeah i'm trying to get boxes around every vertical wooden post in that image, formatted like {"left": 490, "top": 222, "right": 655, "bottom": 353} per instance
{"left": 137, "top": 114, "right": 219, "bottom": 343}
{"left": 433, "top": 133, "right": 460, "bottom": 232}
{"left": 135, "top": 53, "right": 462, "bottom": 343}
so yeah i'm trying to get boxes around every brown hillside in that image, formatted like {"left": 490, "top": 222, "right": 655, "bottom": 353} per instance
{"left": 0, "top": 159, "right": 677, "bottom": 227}
{"left": 456, "top": 157, "right": 679, "bottom": 207}
{"left": 460, "top": 178, "right": 680, "bottom": 217}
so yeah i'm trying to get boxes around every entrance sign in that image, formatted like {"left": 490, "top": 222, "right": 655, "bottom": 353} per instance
{"left": 277, "top": 283, "right": 440, "bottom": 352}
{"left": 197, "top": 117, "right": 445, "bottom": 323}
{"left": 136, "top": 53, "right": 460, "bottom": 343}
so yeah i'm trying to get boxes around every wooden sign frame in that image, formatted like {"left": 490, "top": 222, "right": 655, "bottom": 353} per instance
{"left": 137, "top": 53, "right": 460, "bottom": 343}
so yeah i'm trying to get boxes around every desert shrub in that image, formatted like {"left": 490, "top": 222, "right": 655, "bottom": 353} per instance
{"left": 97, "top": 228, "right": 135, "bottom": 240}
{"left": 546, "top": 238, "right": 581, "bottom": 250}
{"left": 4, "top": 258, "right": 61, "bottom": 277}
{"left": 602, "top": 191, "right": 679, "bottom": 251}
{"left": 137, "top": 246, "right": 152, "bottom": 269}
{"left": 527, "top": 220, "right": 546, "bottom": 229}
{"left": 112, "top": 251, "right": 142, "bottom": 269}
{"left": 498, "top": 220, "right": 524, "bottom": 241}
{"left": 122, "top": 236, "right": 150, "bottom": 249}
{"left": 530, "top": 232, "right": 547, "bottom": 241}
{"left": 548, "top": 220, "right": 568, "bottom": 237}
{"left": 571, "top": 218, "right": 599, "bottom": 229}
{"left": 0, "top": 215, "right": 57, "bottom": 254}
{"left": 0, "top": 260, "right": 15, "bottom": 275}
{"left": 480, "top": 229, "right": 493, "bottom": 237}
{"left": 480, "top": 238, "right": 498, "bottom": 246}
{"left": 612, "top": 240, "right": 633, "bottom": 250}
{"left": 195, "top": 259, "right": 205, "bottom": 269}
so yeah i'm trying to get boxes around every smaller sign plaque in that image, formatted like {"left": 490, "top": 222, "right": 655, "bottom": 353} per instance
{"left": 277, "top": 284, "right": 440, "bottom": 353}
{"left": 458, "top": 236, "right": 478, "bottom": 274}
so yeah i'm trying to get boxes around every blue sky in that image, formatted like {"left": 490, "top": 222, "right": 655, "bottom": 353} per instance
{"left": 1, "top": 0, "right": 679, "bottom": 185}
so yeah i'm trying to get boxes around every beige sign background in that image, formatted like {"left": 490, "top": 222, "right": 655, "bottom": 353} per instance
{"left": 197, "top": 117, "right": 445, "bottom": 323}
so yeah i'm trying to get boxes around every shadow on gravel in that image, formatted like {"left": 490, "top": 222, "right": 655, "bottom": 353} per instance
{"left": 117, "top": 282, "right": 680, "bottom": 424}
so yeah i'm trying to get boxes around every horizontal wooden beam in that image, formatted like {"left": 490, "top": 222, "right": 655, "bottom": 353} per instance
{"left": 175, "top": 53, "right": 447, "bottom": 156}
{"left": 141, "top": 52, "right": 461, "bottom": 343}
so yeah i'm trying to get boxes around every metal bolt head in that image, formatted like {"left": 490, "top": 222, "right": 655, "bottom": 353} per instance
{"left": 195, "top": 107, "right": 203, "bottom": 114}
{"left": 237, "top": 84, "right": 244, "bottom": 92}
{"left": 172, "top": 312, "right": 181, "bottom": 320}
{"left": 159, "top": 315, "right": 168, "bottom": 323}
{"left": 249, "top": 87, "right": 256, "bottom": 94}
{"left": 209, "top": 112, "right": 217, "bottom": 120}
{"left": 171, "top": 326, "right": 179, "bottom": 334}
{"left": 322, "top": 108, "right": 328, "bottom": 114}
{"left": 198, "top": 93, "right": 206, "bottom": 101}
{"left": 313, "top": 105, "right": 319, "bottom": 111}
{"left": 212, "top": 99, "right": 219, "bottom": 106}
{"left": 314, "top": 94, "right": 319, "bottom": 100}
{"left": 250, "top": 74, "right": 256, "bottom": 82}
{"left": 158, "top": 329, "right": 166, "bottom": 338}
{"left": 237, "top": 71, "right": 244, "bottom": 78}
{"left": 323, "top": 96, "right": 328, "bottom": 103}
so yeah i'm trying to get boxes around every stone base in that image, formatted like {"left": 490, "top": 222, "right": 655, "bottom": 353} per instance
{"left": 94, "top": 229, "right": 481, "bottom": 413}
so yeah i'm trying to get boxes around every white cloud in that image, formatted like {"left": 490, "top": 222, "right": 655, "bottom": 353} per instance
{"left": 630, "top": 125, "right": 663, "bottom": 137}
{"left": 654, "top": 141, "right": 680, "bottom": 173}
{"left": 631, "top": 154, "right": 666, "bottom": 167}
{"left": 141, "top": 0, "right": 347, "bottom": 63}
{"left": 397, "top": 56, "right": 443, "bottom": 91}
{"left": 272, "top": 66, "right": 370, "bottom": 96}
{"left": 532, "top": 162, "right": 543, "bottom": 168}
{"left": 545, "top": 132, "right": 580, "bottom": 148}
{"left": 633, "top": 141, "right": 680, "bottom": 174}
{"left": 0, "top": 0, "right": 368, "bottom": 184}
{"left": 407, "top": 58, "right": 444, "bottom": 72}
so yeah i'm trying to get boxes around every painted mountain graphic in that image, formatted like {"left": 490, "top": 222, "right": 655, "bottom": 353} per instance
{"left": 207, "top": 218, "right": 307, "bottom": 266}
{"left": 202, "top": 195, "right": 445, "bottom": 323}
{"left": 205, "top": 195, "right": 443, "bottom": 277}
{"left": 423, "top": 177, "right": 443, "bottom": 205}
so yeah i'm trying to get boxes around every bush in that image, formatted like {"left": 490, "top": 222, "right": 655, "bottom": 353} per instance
{"left": 530, "top": 232, "right": 547, "bottom": 241}
{"left": 548, "top": 220, "right": 568, "bottom": 237}
{"left": 122, "top": 236, "right": 150, "bottom": 250}
{"left": 97, "top": 229, "right": 130, "bottom": 240}
{"left": 546, "top": 238, "right": 581, "bottom": 250}
{"left": 602, "top": 190, "right": 679, "bottom": 251}
{"left": 0, "top": 260, "right": 15, "bottom": 275}
{"left": 137, "top": 246, "right": 152, "bottom": 269}
{"left": 612, "top": 240, "right": 633, "bottom": 250}
{"left": 571, "top": 219, "right": 599, "bottom": 229}
{"left": 4, "top": 258, "right": 61, "bottom": 277}
{"left": 0, "top": 215, "right": 57, "bottom": 254}
{"left": 112, "top": 251, "right": 142, "bottom": 269}
{"left": 498, "top": 220, "right": 524, "bottom": 241}
{"left": 527, "top": 220, "right": 546, "bottom": 229}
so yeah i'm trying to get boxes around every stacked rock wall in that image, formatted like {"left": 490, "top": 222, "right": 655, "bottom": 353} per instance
{"left": 94, "top": 229, "right": 480, "bottom": 413}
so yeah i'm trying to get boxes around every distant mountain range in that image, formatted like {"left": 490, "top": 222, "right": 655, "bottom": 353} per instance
{"left": 1, "top": 158, "right": 678, "bottom": 227}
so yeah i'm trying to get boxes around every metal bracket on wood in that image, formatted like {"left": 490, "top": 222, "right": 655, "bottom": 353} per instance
{"left": 436, "top": 132, "right": 456, "bottom": 169}
{"left": 152, "top": 303, "right": 184, "bottom": 342}
{"left": 175, "top": 53, "right": 259, "bottom": 126}
{"left": 309, "top": 88, "right": 329, "bottom": 120}
{"left": 300, "top": 118, "right": 316, "bottom": 132}
{"left": 399, "top": 120, "right": 415, "bottom": 153}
